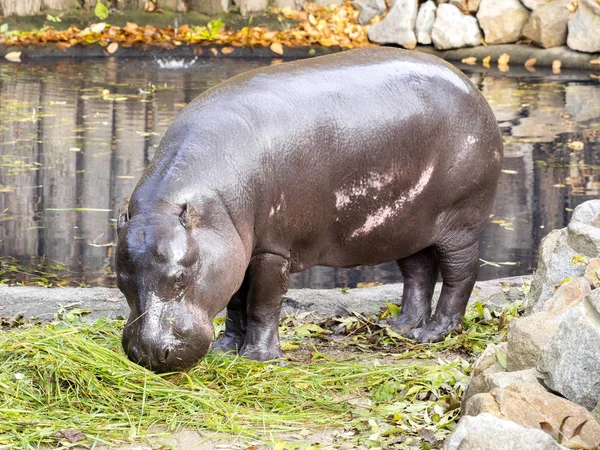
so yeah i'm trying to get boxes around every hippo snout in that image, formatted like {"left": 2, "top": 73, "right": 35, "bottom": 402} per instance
{"left": 122, "top": 307, "right": 213, "bottom": 373}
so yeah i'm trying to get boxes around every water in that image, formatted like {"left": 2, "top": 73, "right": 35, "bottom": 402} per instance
{"left": 0, "top": 57, "right": 598, "bottom": 289}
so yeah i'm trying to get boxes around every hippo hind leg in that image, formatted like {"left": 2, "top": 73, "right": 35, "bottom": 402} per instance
{"left": 407, "top": 235, "right": 480, "bottom": 343}
{"left": 212, "top": 273, "right": 249, "bottom": 354}
{"left": 390, "top": 247, "right": 438, "bottom": 335}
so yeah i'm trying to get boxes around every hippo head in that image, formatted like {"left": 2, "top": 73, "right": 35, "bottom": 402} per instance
{"left": 115, "top": 206, "right": 221, "bottom": 373}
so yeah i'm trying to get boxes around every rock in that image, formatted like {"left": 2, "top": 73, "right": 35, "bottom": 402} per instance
{"left": 415, "top": 1, "right": 437, "bottom": 45}
{"left": 467, "top": 0, "right": 482, "bottom": 12}
{"left": 521, "top": 0, "right": 554, "bottom": 10}
{"left": 542, "top": 277, "right": 591, "bottom": 316}
{"left": 354, "top": 0, "right": 387, "bottom": 25}
{"left": 538, "top": 292, "right": 600, "bottom": 411}
{"left": 507, "top": 312, "right": 559, "bottom": 371}
{"left": 477, "top": 0, "right": 530, "bottom": 44}
{"left": 463, "top": 343, "right": 507, "bottom": 403}
{"left": 567, "top": 0, "right": 600, "bottom": 53}
{"left": 464, "top": 385, "right": 600, "bottom": 449}
{"left": 233, "top": 0, "right": 268, "bottom": 15}
{"left": 367, "top": 0, "right": 419, "bottom": 49}
{"left": 522, "top": 0, "right": 572, "bottom": 48}
{"left": 189, "top": 0, "right": 229, "bottom": 14}
{"left": 431, "top": 3, "right": 482, "bottom": 49}
{"left": 485, "top": 368, "right": 542, "bottom": 391}
{"left": 274, "top": 0, "right": 302, "bottom": 9}
{"left": 584, "top": 259, "right": 600, "bottom": 289}
{"left": 448, "top": 0, "right": 468, "bottom": 13}
{"left": 567, "top": 200, "right": 600, "bottom": 257}
{"left": 526, "top": 228, "right": 586, "bottom": 315}
{"left": 443, "top": 413, "right": 566, "bottom": 450}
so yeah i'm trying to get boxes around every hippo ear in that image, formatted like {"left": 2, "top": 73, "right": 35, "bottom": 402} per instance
{"left": 117, "top": 209, "right": 129, "bottom": 232}
{"left": 179, "top": 204, "right": 200, "bottom": 229}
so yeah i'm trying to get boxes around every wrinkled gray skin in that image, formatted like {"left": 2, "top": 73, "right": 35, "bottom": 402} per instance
{"left": 116, "top": 47, "right": 503, "bottom": 373}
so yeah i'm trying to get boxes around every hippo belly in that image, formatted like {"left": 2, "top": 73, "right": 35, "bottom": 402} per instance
{"left": 117, "top": 47, "right": 503, "bottom": 372}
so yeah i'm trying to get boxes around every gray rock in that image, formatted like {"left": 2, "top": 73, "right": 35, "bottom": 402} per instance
{"left": 467, "top": 0, "right": 482, "bottom": 12}
{"left": 526, "top": 228, "right": 586, "bottom": 314}
{"left": 538, "top": 293, "right": 600, "bottom": 411}
{"left": 273, "top": 0, "right": 303, "bottom": 9}
{"left": 442, "top": 413, "right": 565, "bottom": 450}
{"left": 568, "top": 0, "right": 600, "bottom": 53}
{"left": 354, "top": 0, "right": 387, "bottom": 25}
{"left": 567, "top": 200, "right": 600, "bottom": 257}
{"left": 521, "top": 0, "right": 554, "bottom": 10}
{"left": 477, "top": 0, "right": 530, "bottom": 44}
{"left": 367, "top": 0, "right": 419, "bottom": 49}
{"left": 485, "top": 368, "right": 542, "bottom": 391}
{"left": 522, "top": 0, "right": 572, "bottom": 48}
{"left": 188, "top": 0, "right": 229, "bottom": 14}
{"left": 507, "top": 312, "right": 560, "bottom": 371}
{"left": 431, "top": 3, "right": 482, "bottom": 49}
{"left": 463, "top": 343, "right": 507, "bottom": 404}
{"left": 233, "top": 0, "right": 267, "bottom": 15}
{"left": 415, "top": 1, "right": 437, "bottom": 45}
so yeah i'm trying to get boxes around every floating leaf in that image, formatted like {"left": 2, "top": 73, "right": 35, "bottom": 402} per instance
{"left": 552, "top": 60, "right": 562, "bottom": 74}
{"left": 482, "top": 55, "right": 491, "bottom": 68}
{"left": 4, "top": 51, "right": 21, "bottom": 62}
{"left": 568, "top": 141, "right": 584, "bottom": 150}
{"left": 461, "top": 56, "right": 476, "bottom": 65}
{"left": 106, "top": 42, "right": 119, "bottom": 54}
{"left": 498, "top": 53, "right": 510, "bottom": 65}
{"left": 525, "top": 58, "right": 536, "bottom": 68}
{"left": 270, "top": 42, "right": 284, "bottom": 55}
{"left": 221, "top": 47, "right": 235, "bottom": 54}
{"left": 502, "top": 169, "right": 518, "bottom": 174}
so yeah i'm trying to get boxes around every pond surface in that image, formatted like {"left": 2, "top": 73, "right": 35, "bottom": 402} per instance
{"left": 0, "top": 57, "right": 599, "bottom": 289}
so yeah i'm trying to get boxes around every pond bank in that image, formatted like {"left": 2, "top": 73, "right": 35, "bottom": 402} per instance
{"left": 0, "top": 275, "right": 529, "bottom": 321}
{"left": 1, "top": 42, "right": 599, "bottom": 72}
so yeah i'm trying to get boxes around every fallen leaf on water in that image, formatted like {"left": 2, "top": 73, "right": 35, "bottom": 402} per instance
{"left": 461, "top": 56, "right": 477, "bottom": 65}
{"left": 270, "top": 42, "right": 284, "bottom": 55}
{"left": 221, "top": 47, "right": 234, "bottom": 54}
{"left": 502, "top": 169, "right": 518, "bottom": 174}
{"left": 107, "top": 42, "right": 119, "bottom": 54}
{"left": 498, "top": 63, "right": 509, "bottom": 73}
{"left": 524, "top": 58, "right": 536, "bottom": 70}
{"left": 590, "top": 59, "right": 600, "bottom": 65}
{"left": 590, "top": 73, "right": 600, "bottom": 79}
{"left": 568, "top": 141, "right": 584, "bottom": 150}
{"left": 498, "top": 53, "right": 510, "bottom": 65}
{"left": 482, "top": 55, "right": 491, "bottom": 68}
{"left": 5, "top": 51, "right": 21, "bottom": 62}
{"left": 211, "top": 48, "right": 218, "bottom": 56}
{"left": 552, "top": 59, "right": 562, "bottom": 74}
{"left": 553, "top": 183, "right": 566, "bottom": 188}
{"left": 271, "top": 58, "right": 284, "bottom": 65}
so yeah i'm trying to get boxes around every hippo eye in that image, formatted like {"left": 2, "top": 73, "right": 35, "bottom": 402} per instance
{"left": 174, "top": 271, "right": 185, "bottom": 287}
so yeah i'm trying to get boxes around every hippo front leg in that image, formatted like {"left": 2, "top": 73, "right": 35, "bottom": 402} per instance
{"left": 240, "top": 253, "right": 290, "bottom": 361}
{"left": 212, "top": 274, "right": 249, "bottom": 354}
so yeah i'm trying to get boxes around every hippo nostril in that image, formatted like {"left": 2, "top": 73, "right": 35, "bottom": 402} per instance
{"left": 157, "top": 345, "right": 170, "bottom": 364}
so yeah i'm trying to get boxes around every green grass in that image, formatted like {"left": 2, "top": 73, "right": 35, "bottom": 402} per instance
{"left": 0, "top": 300, "right": 522, "bottom": 449}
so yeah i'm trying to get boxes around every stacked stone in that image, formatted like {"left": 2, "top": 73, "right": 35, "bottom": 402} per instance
{"left": 446, "top": 200, "right": 600, "bottom": 450}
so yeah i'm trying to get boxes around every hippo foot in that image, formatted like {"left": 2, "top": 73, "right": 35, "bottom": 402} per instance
{"left": 405, "top": 318, "right": 461, "bottom": 343}
{"left": 389, "top": 314, "right": 427, "bottom": 335}
{"left": 212, "top": 333, "right": 245, "bottom": 354}
{"left": 240, "top": 343, "right": 284, "bottom": 362}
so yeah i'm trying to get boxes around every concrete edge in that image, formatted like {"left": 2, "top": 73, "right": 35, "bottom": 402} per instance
{"left": 1, "top": 42, "right": 599, "bottom": 71}
{"left": 0, "top": 275, "right": 531, "bottom": 321}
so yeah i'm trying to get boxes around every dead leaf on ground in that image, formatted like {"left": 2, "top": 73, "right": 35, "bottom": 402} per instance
{"left": 54, "top": 430, "right": 87, "bottom": 443}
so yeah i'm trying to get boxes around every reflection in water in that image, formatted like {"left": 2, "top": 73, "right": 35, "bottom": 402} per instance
{"left": 0, "top": 58, "right": 598, "bottom": 288}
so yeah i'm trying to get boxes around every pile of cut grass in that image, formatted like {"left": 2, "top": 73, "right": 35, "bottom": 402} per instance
{"left": 0, "top": 300, "right": 522, "bottom": 449}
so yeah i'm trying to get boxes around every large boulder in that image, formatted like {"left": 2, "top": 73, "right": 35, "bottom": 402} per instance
{"left": 538, "top": 290, "right": 600, "bottom": 411}
{"left": 510, "top": 277, "right": 590, "bottom": 370}
{"left": 464, "top": 385, "right": 600, "bottom": 449}
{"left": 526, "top": 228, "right": 587, "bottom": 314}
{"left": 521, "top": 0, "right": 555, "bottom": 9}
{"left": 415, "top": 1, "right": 437, "bottom": 45}
{"left": 431, "top": 3, "right": 482, "bottom": 49}
{"left": 477, "top": 0, "right": 530, "bottom": 44}
{"left": 567, "top": 0, "right": 600, "bottom": 53}
{"left": 463, "top": 343, "right": 507, "bottom": 403}
{"left": 522, "top": 0, "right": 572, "bottom": 48}
{"left": 443, "top": 413, "right": 566, "bottom": 450}
{"left": 354, "top": 0, "right": 387, "bottom": 25}
{"left": 367, "top": 0, "right": 419, "bottom": 49}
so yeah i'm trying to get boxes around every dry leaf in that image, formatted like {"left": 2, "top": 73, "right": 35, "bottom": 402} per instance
{"left": 590, "top": 59, "right": 600, "bottom": 64}
{"left": 107, "top": 42, "right": 119, "bottom": 54}
{"left": 525, "top": 58, "right": 536, "bottom": 68}
{"left": 498, "top": 63, "right": 509, "bottom": 73}
{"left": 552, "top": 59, "right": 562, "bottom": 74}
{"left": 5, "top": 51, "right": 21, "bottom": 62}
{"left": 211, "top": 48, "right": 218, "bottom": 56}
{"left": 591, "top": 73, "right": 600, "bottom": 79}
{"left": 568, "top": 141, "right": 584, "bottom": 150}
{"left": 498, "top": 53, "right": 510, "bottom": 65}
{"left": 270, "top": 42, "right": 284, "bottom": 55}
{"left": 221, "top": 47, "right": 234, "bottom": 54}
{"left": 90, "top": 22, "right": 106, "bottom": 33}
{"left": 461, "top": 56, "right": 477, "bottom": 65}
{"left": 482, "top": 55, "right": 491, "bottom": 68}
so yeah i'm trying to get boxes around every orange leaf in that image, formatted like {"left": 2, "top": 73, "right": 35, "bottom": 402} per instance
{"left": 270, "top": 42, "right": 284, "bottom": 55}
{"left": 107, "top": 42, "right": 119, "bottom": 54}
{"left": 221, "top": 47, "right": 235, "bottom": 54}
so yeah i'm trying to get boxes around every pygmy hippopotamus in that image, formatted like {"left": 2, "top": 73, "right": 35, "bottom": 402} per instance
{"left": 116, "top": 47, "right": 503, "bottom": 373}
